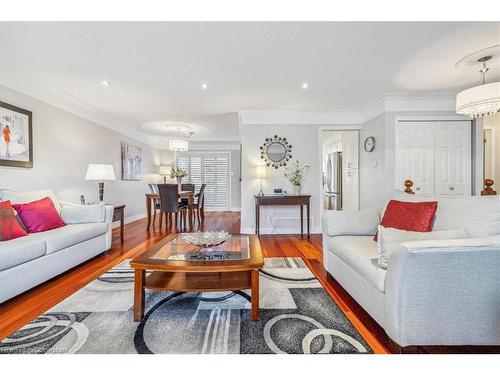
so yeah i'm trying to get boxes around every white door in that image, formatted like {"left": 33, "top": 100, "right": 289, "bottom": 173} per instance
{"left": 342, "top": 169, "right": 359, "bottom": 211}
{"left": 395, "top": 121, "right": 472, "bottom": 196}
{"left": 341, "top": 131, "right": 359, "bottom": 170}
{"left": 395, "top": 123, "right": 435, "bottom": 195}
{"left": 434, "top": 122, "right": 472, "bottom": 196}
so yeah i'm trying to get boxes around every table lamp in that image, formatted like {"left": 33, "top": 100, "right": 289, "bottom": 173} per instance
{"left": 85, "top": 164, "right": 116, "bottom": 202}
{"left": 256, "top": 165, "right": 266, "bottom": 196}
{"left": 158, "top": 165, "right": 170, "bottom": 183}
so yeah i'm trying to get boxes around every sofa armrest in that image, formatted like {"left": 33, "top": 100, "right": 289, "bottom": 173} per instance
{"left": 322, "top": 208, "right": 380, "bottom": 237}
{"left": 384, "top": 235, "right": 500, "bottom": 347}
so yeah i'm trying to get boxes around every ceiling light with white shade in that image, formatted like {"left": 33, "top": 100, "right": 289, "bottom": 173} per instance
{"left": 455, "top": 45, "right": 500, "bottom": 118}
{"left": 168, "top": 125, "right": 193, "bottom": 153}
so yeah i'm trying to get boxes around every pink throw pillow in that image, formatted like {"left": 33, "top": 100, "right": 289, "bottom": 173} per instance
{"left": 13, "top": 197, "right": 66, "bottom": 233}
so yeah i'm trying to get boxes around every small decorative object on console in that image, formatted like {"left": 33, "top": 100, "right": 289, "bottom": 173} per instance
{"left": 284, "top": 160, "right": 309, "bottom": 195}
{"left": 182, "top": 231, "right": 231, "bottom": 247}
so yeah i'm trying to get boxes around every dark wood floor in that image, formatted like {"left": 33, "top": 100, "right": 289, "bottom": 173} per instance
{"left": 0, "top": 212, "right": 498, "bottom": 354}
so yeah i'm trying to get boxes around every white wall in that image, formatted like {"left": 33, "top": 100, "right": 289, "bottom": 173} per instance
{"left": 240, "top": 124, "right": 326, "bottom": 234}
{"left": 359, "top": 110, "right": 471, "bottom": 207}
{"left": 0, "top": 85, "right": 174, "bottom": 221}
{"left": 359, "top": 113, "right": 386, "bottom": 209}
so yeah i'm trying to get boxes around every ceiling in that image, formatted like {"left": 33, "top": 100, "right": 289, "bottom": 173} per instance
{"left": 0, "top": 22, "right": 499, "bottom": 145}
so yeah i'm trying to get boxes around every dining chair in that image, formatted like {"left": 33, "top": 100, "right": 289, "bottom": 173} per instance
{"left": 157, "top": 184, "right": 188, "bottom": 231}
{"left": 192, "top": 184, "right": 206, "bottom": 224}
{"left": 147, "top": 183, "right": 160, "bottom": 225}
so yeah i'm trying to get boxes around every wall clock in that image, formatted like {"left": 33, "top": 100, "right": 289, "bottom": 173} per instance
{"left": 364, "top": 136, "right": 376, "bottom": 152}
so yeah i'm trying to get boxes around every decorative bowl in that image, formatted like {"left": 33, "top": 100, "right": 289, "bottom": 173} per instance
{"left": 182, "top": 231, "right": 231, "bottom": 247}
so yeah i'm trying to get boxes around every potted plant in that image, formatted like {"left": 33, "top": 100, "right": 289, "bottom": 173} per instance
{"left": 284, "top": 160, "right": 309, "bottom": 195}
{"left": 170, "top": 167, "right": 187, "bottom": 192}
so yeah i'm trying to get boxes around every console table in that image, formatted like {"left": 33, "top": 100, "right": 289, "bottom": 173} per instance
{"left": 254, "top": 194, "right": 311, "bottom": 238}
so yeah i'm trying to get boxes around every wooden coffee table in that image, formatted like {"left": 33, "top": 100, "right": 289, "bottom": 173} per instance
{"left": 130, "top": 234, "right": 263, "bottom": 322}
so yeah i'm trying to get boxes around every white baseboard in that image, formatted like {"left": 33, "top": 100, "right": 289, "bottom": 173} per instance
{"left": 240, "top": 226, "right": 322, "bottom": 235}
{"left": 111, "top": 212, "right": 146, "bottom": 228}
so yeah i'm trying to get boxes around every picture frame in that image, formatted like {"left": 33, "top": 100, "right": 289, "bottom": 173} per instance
{"left": 0, "top": 101, "right": 33, "bottom": 168}
{"left": 121, "top": 141, "right": 143, "bottom": 180}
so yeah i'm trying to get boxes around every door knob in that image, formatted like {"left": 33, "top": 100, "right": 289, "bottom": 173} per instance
{"left": 416, "top": 187, "right": 421, "bottom": 191}
{"left": 449, "top": 186, "right": 455, "bottom": 191}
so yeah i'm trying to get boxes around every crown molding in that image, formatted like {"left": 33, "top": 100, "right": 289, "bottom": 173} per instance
{"left": 362, "top": 92, "right": 458, "bottom": 122}
{"left": 0, "top": 61, "right": 161, "bottom": 149}
{"left": 238, "top": 109, "right": 363, "bottom": 126}
{"left": 188, "top": 141, "right": 241, "bottom": 151}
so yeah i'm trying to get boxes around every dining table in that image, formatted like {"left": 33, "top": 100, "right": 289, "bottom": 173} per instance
{"left": 145, "top": 191, "right": 195, "bottom": 230}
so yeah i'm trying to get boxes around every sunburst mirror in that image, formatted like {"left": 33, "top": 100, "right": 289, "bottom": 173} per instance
{"left": 259, "top": 135, "right": 293, "bottom": 169}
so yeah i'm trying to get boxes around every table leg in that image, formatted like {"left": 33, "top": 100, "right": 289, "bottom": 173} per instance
{"left": 251, "top": 269, "right": 260, "bottom": 321}
{"left": 120, "top": 215, "right": 124, "bottom": 244}
{"left": 188, "top": 195, "right": 194, "bottom": 230}
{"left": 255, "top": 204, "right": 260, "bottom": 235}
{"left": 146, "top": 197, "right": 152, "bottom": 230}
{"left": 300, "top": 204, "right": 304, "bottom": 238}
{"left": 307, "top": 201, "right": 310, "bottom": 239}
{"left": 134, "top": 269, "right": 145, "bottom": 321}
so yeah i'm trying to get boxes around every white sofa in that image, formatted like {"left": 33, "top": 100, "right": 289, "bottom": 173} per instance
{"left": 322, "top": 190, "right": 500, "bottom": 349}
{"left": 0, "top": 190, "right": 113, "bottom": 303}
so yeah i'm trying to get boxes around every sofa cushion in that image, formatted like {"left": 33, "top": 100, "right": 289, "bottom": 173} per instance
{"left": 13, "top": 197, "right": 66, "bottom": 233}
{"left": 326, "top": 235, "right": 387, "bottom": 292}
{"left": 376, "top": 199, "right": 437, "bottom": 240}
{"left": 0, "top": 236, "right": 46, "bottom": 271}
{"left": 376, "top": 225, "right": 468, "bottom": 268}
{"left": 323, "top": 208, "right": 380, "bottom": 237}
{"left": 0, "top": 200, "right": 28, "bottom": 241}
{"left": 387, "top": 190, "right": 500, "bottom": 238}
{"left": 60, "top": 201, "right": 105, "bottom": 224}
{"left": 29, "top": 222, "right": 108, "bottom": 255}
{"left": 0, "top": 189, "right": 62, "bottom": 213}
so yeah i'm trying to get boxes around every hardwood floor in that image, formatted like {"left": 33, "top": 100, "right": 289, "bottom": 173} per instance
{"left": 0, "top": 212, "right": 498, "bottom": 354}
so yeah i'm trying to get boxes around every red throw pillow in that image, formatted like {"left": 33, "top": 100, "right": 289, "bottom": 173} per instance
{"left": 375, "top": 199, "right": 438, "bottom": 241}
{"left": 0, "top": 200, "right": 28, "bottom": 241}
{"left": 13, "top": 197, "right": 66, "bottom": 233}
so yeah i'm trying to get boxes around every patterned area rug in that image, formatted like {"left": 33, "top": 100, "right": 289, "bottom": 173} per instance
{"left": 0, "top": 258, "right": 372, "bottom": 354}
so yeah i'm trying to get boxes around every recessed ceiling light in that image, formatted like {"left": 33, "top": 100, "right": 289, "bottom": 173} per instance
{"left": 301, "top": 82, "right": 309, "bottom": 90}
{"left": 101, "top": 80, "right": 111, "bottom": 87}
{"left": 201, "top": 83, "right": 208, "bottom": 90}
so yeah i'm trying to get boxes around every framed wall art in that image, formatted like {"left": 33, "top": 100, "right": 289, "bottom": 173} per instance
{"left": 0, "top": 101, "right": 33, "bottom": 168}
{"left": 121, "top": 141, "right": 143, "bottom": 180}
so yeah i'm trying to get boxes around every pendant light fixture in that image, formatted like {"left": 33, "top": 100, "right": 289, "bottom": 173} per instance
{"left": 168, "top": 126, "right": 193, "bottom": 152}
{"left": 456, "top": 46, "right": 500, "bottom": 118}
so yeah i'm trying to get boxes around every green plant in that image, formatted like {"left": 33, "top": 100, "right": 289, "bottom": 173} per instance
{"left": 284, "top": 160, "right": 309, "bottom": 186}
{"left": 170, "top": 167, "right": 187, "bottom": 179}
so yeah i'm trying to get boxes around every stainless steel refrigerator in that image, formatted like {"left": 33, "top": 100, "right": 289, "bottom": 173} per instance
{"left": 324, "top": 151, "right": 342, "bottom": 210}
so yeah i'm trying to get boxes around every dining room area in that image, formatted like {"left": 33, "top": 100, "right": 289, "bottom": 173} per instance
{"left": 145, "top": 182, "right": 206, "bottom": 231}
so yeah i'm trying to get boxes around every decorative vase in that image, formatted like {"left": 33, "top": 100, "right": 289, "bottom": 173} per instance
{"left": 177, "top": 177, "right": 182, "bottom": 193}
{"left": 293, "top": 185, "right": 302, "bottom": 195}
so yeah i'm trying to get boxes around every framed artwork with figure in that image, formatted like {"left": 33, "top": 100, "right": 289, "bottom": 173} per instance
{"left": 0, "top": 101, "right": 33, "bottom": 168}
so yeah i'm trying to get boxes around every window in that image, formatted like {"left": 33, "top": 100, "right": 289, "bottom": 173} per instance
{"left": 178, "top": 152, "right": 231, "bottom": 210}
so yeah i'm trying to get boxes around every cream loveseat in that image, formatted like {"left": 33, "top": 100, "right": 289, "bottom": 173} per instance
{"left": 0, "top": 189, "right": 113, "bottom": 303}
{"left": 322, "top": 190, "right": 500, "bottom": 350}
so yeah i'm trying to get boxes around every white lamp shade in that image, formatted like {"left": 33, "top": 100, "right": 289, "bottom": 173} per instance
{"left": 168, "top": 139, "right": 189, "bottom": 152}
{"left": 456, "top": 81, "right": 500, "bottom": 118}
{"left": 85, "top": 164, "right": 116, "bottom": 181}
{"left": 256, "top": 165, "right": 267, "bottom": 179}
{"left": 158, "top": 165, "right": 170, "bottom": 175}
